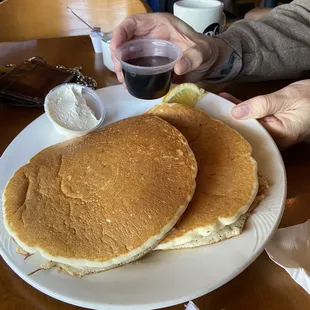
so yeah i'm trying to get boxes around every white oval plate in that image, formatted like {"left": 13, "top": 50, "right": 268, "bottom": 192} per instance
{"left": 0, "top": 85, "right": 286, "bottom": 310}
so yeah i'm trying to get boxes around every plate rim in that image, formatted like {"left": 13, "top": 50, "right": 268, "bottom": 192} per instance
{"left": 0, "top": 85, "right": 287, "bottom": 309}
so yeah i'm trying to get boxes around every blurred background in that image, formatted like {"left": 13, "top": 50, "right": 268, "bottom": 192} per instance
{"left": 0, "top": 0, "right": 291, "bottom": 42}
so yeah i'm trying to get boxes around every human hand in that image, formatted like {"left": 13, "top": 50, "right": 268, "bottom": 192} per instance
{"left": 110, "top": 13, "right": 223, "bottom": 85}
{"left": 219, "top": 80, "right": 310, "bottom": 149}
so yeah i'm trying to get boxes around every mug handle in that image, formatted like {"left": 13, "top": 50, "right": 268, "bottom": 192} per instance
{"left": 220, "top": 12, "right": 226, "bottom": 33}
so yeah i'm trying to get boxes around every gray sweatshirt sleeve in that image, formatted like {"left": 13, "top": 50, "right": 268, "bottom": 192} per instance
{"left": 216, "top": 0, "right": 310, "bottom": 82}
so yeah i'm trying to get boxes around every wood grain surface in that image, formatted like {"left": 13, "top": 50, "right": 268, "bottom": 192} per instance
{"left": 0, "top": 0, "right": 151, "bottom": 42}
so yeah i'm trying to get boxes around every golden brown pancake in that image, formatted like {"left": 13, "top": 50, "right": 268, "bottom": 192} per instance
{"left": 4, "top": 115, "right": 197, "bottom": 270}
{"left": 147, "top": 103, "right": 259, "bottom": 250}
{"left": 166, "top": 174, "right": 268, "bottom": 249}
{"left": 15, "top": 175, "right": 267, "bottom": 277}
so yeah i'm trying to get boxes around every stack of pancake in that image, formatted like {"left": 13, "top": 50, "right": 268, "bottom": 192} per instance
{"left": 3, "top": 103, "right": 267, "bottom": 277}
{"left": 149, "top": 103, "right": 267, "bottom": 250}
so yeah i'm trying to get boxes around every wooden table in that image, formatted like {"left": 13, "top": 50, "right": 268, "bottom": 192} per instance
{"left": 0, "top": 0, "right": 151, "bottom": 42}
{"left": 1, "top": 36, "right": 310, "bottom": 310}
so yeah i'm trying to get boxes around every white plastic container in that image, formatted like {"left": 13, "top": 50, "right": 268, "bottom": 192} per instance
{"left": 89, "top": 30, "right": 103, "bottom": 53}
{"left": 44, "top": 83, "right": 106, "bottom": 138}
{"left": 101, "top": 33, "right": 115, "bottom": 72}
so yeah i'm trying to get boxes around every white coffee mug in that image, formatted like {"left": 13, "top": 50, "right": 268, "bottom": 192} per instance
{"left": 173, "top": 0, "right": 226, "bottom": 36}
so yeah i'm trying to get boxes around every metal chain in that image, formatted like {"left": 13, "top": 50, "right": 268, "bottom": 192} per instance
{"left": 1, "top": 59, "right": 97, "bottom": 90}
{"left": 56, "top": 65, "right": 97, "bottom": 89}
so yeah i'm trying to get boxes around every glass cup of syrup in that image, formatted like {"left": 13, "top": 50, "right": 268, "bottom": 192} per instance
{"left": 115, "top": 39, "right": 182, "bottom": 100}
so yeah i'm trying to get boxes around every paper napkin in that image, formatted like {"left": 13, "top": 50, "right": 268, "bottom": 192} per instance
{"left": 185, "top": 301, "right": 200, "bottom": 310}
{"left": 265, "top": 219, "right": 310, "bottom": 294}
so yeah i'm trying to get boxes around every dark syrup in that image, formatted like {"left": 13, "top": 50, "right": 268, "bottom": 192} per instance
{"left": 123, "top": 56, "right": 174, "bottom": 100}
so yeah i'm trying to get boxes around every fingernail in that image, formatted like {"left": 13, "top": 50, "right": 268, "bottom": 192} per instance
{"left": 179, "top": 57, "right": 191, "bottom": 74}
{"left": 232, "top": 104, "right": 250, "bottom": 119}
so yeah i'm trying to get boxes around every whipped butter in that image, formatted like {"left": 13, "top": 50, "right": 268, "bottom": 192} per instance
{"left": 45, "top": 84, "right": 100, "bottom": 131}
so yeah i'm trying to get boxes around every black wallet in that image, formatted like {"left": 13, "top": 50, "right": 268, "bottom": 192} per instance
{"left": 0, "top": 57, "right": 75, "bottom": 108}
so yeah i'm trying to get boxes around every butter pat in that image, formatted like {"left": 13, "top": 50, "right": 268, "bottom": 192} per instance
{"left": 45, "top": 84, "right": 100, "bottom": 131}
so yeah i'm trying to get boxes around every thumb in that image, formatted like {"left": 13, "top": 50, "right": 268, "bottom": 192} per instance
{"left": 232, "top": 92, "right": 284, "bottom": 120}
{"left": 174, "top": 46, "right": 204, "bottom": 75}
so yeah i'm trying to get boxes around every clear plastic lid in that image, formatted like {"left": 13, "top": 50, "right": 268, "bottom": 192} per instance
{"left": 115, "top": 39, "right": 183, "bottom": 75}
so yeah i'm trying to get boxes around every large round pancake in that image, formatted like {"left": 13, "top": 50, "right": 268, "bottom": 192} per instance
{"left": 3, "top": 115, "right": 197, "bottom": 268}
{"left": 147, "top": 103, "right": 258, "bottom": 250}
